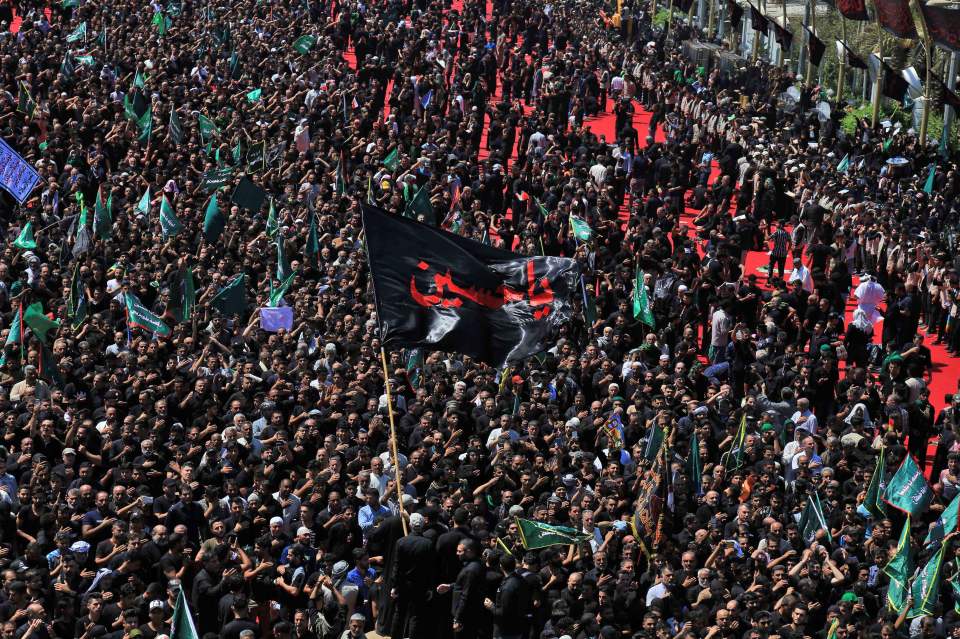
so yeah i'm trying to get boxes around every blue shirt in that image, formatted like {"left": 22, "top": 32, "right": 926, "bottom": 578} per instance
{"left": 357, "top": 504, "right": 390, "bottom": 535}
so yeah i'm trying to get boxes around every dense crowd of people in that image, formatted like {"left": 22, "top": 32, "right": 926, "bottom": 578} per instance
{"left": 0, "top": 0, "right": 960, "bottom": 637}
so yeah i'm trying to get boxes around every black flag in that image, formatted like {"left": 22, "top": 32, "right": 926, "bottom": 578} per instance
{"left": 940, "top": 80, "right": 960, "bottom": 113}
{"left": 750, "top": 4, "right": 768, "bottom": 34}
{"left": 362, "top": 204, "right": 580, "bottom": 367}
{"left": 728, "top": 0, "right": 744, "bottom": 29}
{"left": 882, "top": 63, "right": 909, "bottom": 103}
{"left": 805, "top": 27, "right": 825, "bottom": 67}
{"left": 772, "top": 21, "right": 793, "bottom": 51}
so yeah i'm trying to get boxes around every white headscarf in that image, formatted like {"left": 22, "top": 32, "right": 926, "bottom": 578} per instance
{"left": 851, "top": 308, "right": 873, "bottom": 333}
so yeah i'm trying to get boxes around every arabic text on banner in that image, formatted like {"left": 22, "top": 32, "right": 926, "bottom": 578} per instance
{"left": 0, "top": 139, "right": 41, "bottom": 204}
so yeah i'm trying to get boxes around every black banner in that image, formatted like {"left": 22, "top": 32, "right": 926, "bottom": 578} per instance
{"left": 882, "top": 63, "right": 910, "bottom": 102}
{"left": 728, "top": 0, "right": 744, "bottom": 29}
{"left": 806, "top": 27, "right": 825, "bottom": 67}
{"left": 772, "top": 20, "right": 793, "bottom": 52}
{"left": 362, "top": 204, "right": 580, "bottom": 367}
{"left": 750, "top": 4, "right": 768, "bottom": 34}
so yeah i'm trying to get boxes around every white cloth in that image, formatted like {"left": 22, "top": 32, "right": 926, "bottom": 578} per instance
{"left": 854, "top": 278, "right": 886, "bottom": 324}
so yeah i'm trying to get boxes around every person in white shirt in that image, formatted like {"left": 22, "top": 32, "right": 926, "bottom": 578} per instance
{"left": 790, "top": 398, "right": 819, "bottom": 435}
{"left": 789, "top": 258, "right": 814, "bottom": 292}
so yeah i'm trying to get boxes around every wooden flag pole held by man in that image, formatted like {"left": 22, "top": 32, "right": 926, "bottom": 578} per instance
{"left": 381, "top": 347, "right": 408, "bottom": 536}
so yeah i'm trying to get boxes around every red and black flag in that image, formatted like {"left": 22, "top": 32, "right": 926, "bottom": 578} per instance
{"left": 805, "top": 26, "right": 826, "bottom": 67}
{"left": 836, "top": 0, "right": 869, "bottom": 21}
{"left": 919, "top": 4, "right": 960, "bottom": 53}
{"left": 749, "top": 4, "right": 768, "bottom": 34}
{"left": 728, "top": 0, "right": 744, "bottom": 29}
{"left": 873, "top": 0, "right": 918, "bottom": 39}
{"left": 362, "top": 204, "right": 580, "bottom": 367}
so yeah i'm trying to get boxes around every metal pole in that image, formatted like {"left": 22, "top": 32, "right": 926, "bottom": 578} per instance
{"left": 837, "top": 16, "right": 847, "bottom": 104}
{"left": 698, "top": 0, "right": 707, "bottom": 29}
{"left": 708, "top": 0, "right": 716, "bottom": 38}
{"left": 781, "top": 0, "right": 787, "bottom": 67}
{"left": 870, "top": 10, "right": 883, "bottom": 127}
{"left": 806, "top": 0, "right": 816, "bottom": 86}
{"left": 668, "top": 0, "right": 675, "bottom": 35}
{"left": 920, "top": 40, "right": 933, "bottom": 147}
{"left": 380, "top": 347, "right": 409, "bottom": 536}
{"left": 797, "top": 2, "right": 807, "bottom": 76}
{"left": 944, "top": 51, "right": 960, "bottom": 152}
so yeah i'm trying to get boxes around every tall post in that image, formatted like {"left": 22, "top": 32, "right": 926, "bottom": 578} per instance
{"left": 919, "top": 39, "right": 933, "bottom": 146}
{"left": 870, "top": 14, "right": 883, "bottom": 127}
{"left": 708, "top": 0, "right": 716, "bottom": 38}
{"left": 944, "top": 51, "right": 960, "bottom": 153}
{"left": 668, "top": 0, "right": 675, "bottom": 35}
{"left": 698, "top": 0, "right": 707, "bottom": 29}
{"left": 797, "top": 2, "right": 808, "bottom": 76}
{"left": 909, "top": 0, "right": 934, "bottom": 147}
{"left": 380, "top": 348, "right": 409, "bottom": 536}
{"left": 781, "top": 0, "right": 787, "bottom": 67}
{"left": 806, "top": 0, "right": 816, "bottom": 86}
{"left": 836, "top": 16, "right": 847, "bottom": 103}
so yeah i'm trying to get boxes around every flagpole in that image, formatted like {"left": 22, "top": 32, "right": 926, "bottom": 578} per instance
{"left": 945, "top": 51, "right": 959, "bottom": 153}
{"left": 380, "top": 347, "right": 409, "bottom": 536}
{"left": 837, "top": 15, "right": 847, "bottom": 104}
{"left": 870, "top": 2, "right": 883, "bottom": 127}
{"left": 910, "top": 0, "right": 933, "bottom": 147}
{"left": 806, "top": 0, "right": 816, "bottom": 86}
{"left": 781, "top": 0, "right": 787, "bottom": 67}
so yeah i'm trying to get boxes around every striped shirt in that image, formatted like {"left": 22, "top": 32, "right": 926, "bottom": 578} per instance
{"left": 769, "top": 229, "right": 790, "bottom": 257}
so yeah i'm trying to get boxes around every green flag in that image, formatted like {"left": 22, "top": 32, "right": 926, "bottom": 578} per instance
{"left": 292, "top": 34, "right": 316, "bottom": 54}
{"left": 197, "top": 114, "right": 220, "bottom": 142}
{"left": 93, "top": 188, "right": 111, "bottom": 240}
{"left": 62, "top": 0, "right": 79, "bottom": 7}
{"left": 75, "top": 55, "right": 95, "bottom": 66}
{"left": 884, "top": 454, "right": 933, "bottom": 517}
{"left": 924, "top": 164, "right": 936, "bottom": 194}
{"left": 159, "top": 195, "right": 183, "bottom": 238}
{"left": 171, "top": 584, "right": 200, "bottom": 639}
{"left": 276, "top": 239, "right": 291, "bottom": 282}
{"left": 0, "top": 304, "right": 23, "bottom": 366}
{"left": 265, "top": 198, "right": 279, "bottom": 239}
{"left": 229, "top": 51, "right": 241, "bottom": 80}
{"left": 201, "top": 193, "right": 226, "bottom": 243}
{"left": 17, "top": 82, "right": 36, "bottom": 118}
{"left": 404, "top": 186, "right": 434, "bottom": 224}
{"left": 177, "top": 267, "right": 195, "bottom": 323}
{"left": 383, "top": 147, "right": 399, "bottom": 172}
{"left": 951, "top": 566, "right": 960, "bottom": 615}
{"left": 231, "top": 141, "right": 242, "bottom": 165}
{"left": 884, "top": 517, "right": 914, "bottom": 612}
{"left": 23, "top": 302, "right": 60, "bottom": 343}
{"left": 826, "top": 619, "right": 839, "bottom": 639}
{"left": 686, "top": 431, "right": 703, "bottom": 496}
{"left": 798, "top": 490, "right": 832, "bottom": 543}
{"left": 65, "top": 21, "right": 87, "bottom": 43}
{"left": 245, "top": 88, "right": 262, "bottom": 103}
{"left": 632, "top": 269, "right": 655, "bottom": 327}
{"left": 67, "top": 265, "right": 87, "bottom": 329}
{"left": 643, "top": 423, "right": 665, "bottom": 462}
{"left": 837, "top": 154, "right": 850, "bottom": 173}
{"left": 137, "top": 110, "right": 152, "bottom": 143}
{"left": 304, "top": 213, "right": 319, "bottom": 265}
{"left": 335, "top": 158, "right": 347, "bottom": 194}
{"left": 12, "top": 222, "right": 36, "bottom": 250}
{"left": 883, "top": 137, "right": 894, "bottom": 152}
{"left": 515, "top": 518, "right": 592, "bottom": 550}
{"left": 137, "top": 187, "right": 151, "bottom": 216}
{"left": 569, "top": 214, "right": 592, "bottom": 241}
{"left": 151, "top": 11, "right": 171, "bottom": 35}
{"left": 268, "top": 272, "right": 295, "bottom": 308}
{"left": 60, "top": 52, "right": 76, "bottom": 81}
{"left": 125, "top": 293, "right": 171, "bottom": 336}
{"left": 908, "top": 542, "right": 947, "bottom": 618}
{"left": 569, "top": 214, "right": 593, "bottom": 241}
{"left": 723, "top": 413, "right": 747, "bottom": 470}
{"left": 133, "top": 69, "right": 146, "bottom": 89}
{"left": 925, "top": 492, "right": 960, "bottom": 546}
{"left": 168, "top": 107, "right": 183, "bottom": 145}
{"left": 864, "top": 446, "right": 887, "bottom": 519}
{"left": 209, "top": 275, "right": 246, "bottom": 316}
